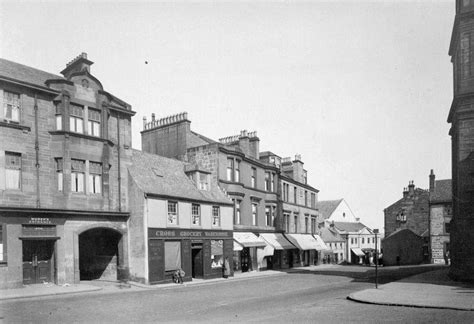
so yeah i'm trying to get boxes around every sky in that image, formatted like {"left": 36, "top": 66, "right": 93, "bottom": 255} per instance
{"left": 0, "top": 0, "right": 455, "bottom": 231}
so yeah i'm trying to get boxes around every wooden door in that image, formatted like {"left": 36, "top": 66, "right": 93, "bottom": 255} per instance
{"left": 23, "top": 240, "right": 54, "bottom": 285}
{"left": 192, "top": 248, "right": 203, "bottom": 278}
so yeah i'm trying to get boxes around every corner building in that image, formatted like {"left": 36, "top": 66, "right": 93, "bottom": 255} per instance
{"left": 448, "top": 0, "right": 474, "bottom": 281}
{"left": 0, "top": 54, "right": 134, "bottom": 288}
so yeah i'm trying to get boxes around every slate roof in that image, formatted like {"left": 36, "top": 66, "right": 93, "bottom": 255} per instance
{"left": 316, "top": 199, "right": 343, "bottom": 220}
{"left": 320, "top": 227, "right": 345, "bottom": 242}
{"left": 430, "top": 179, "right": 452, "bottom": 203}
{"left": 333, "top": 221, "right": 371, "bottom": 234}
{"left": 129, "top": 150, "right": 232, "bottom": 205}
{"left": 0, "top": 58, "right": 63, "bottom": 88}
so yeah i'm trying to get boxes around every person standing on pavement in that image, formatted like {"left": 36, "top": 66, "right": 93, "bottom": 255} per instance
{"left": 223, "top": 257, "right": 230, "bottom": 279}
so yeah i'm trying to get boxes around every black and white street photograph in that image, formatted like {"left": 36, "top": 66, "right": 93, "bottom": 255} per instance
{"left": 0, "top": 0, "right": 473, "bottom": 323}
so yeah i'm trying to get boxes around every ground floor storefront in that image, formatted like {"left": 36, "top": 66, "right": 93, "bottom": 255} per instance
{"left": 147, "top": 228, "right": 233, "bottom": 284}
{"left": 0, "top": 208, "right": 129, "bottom": 289}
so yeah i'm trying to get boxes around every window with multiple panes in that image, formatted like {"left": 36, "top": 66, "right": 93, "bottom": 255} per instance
{"left": 3, "top": 91, "right": 20, "bottom": 122}
{"left": 283, "top": 183, "right": 289, "bottom": 202}
{"left": 351, "top": 238, "right": 354, "bottom": 245}
{"left": 88, "top": 108, "right": 101, "bottom": 137}
{"left": 167, "top": 201, "right": 178, "bottom": 225}
{"left": 55, "top": 104, "right": 62, "bottom": 130}
{"left": 265, "top": 172, "right": 270, "bottom": 191}
{"left": 284, "top": 213, "right": 290, "bottom": 232}
{"left": 71, "top": 159, "right": 85, "bottom": 192}
{"left": 251, "top": 168, "right": 257, "bottom": 188}
{"left": 311, "top": 193, "right": 316, "bottom": 208}
{"left": 293, "top": 186, "right": 297, "bottom": 204}
{"left": 55, "top": 158, "right": 63, "bottom": 191}
{"left": 311, "top": 216, "right": 316, "bottom": 234}
{"left": 89, "top": 161, "right": 102, "bottom": 194}
{"left": 192, "top": 204, "right": 201, "bottom": 226}
{"left": 305, "top": 216, "right": 309, "bottom": 233}
{"left": 198, "top": 172, "right": 209, "bottom": 190}
{"left": 69, "top": 104, "right": 84, "bottom": 133}
{"left": 271, "top": 173, "right": 275, "bottom": 192}
{"left": 272, "top": 206, "right": 276, "bottom": 227}
{"left": 252, "top": 203, "right": 257, "bottom": 225}
{"left": 234, "top": 160, "right": 240, "bottom": 182}
{"left": 304, "top": 191, "right": 308, "bottom": 206}
{"left": 265, "top": 206, "right": 271, "bottom": 226}
{"left": 233, "top": 199, "right": 241, "bottom": 225}
{"left": 362, "top": 238, "right": 365, "bottom": 244}
{"left": 226, "top": 158, "right": 234, "bottom": 181}
{"left": 5, "top": 152, "right": 21, "bottom": 189}
{"left": 212, "top": 206, "right": 220, "bottom": 226}
{"left": 294, "top": 215, "right": 298, "bottom": 233}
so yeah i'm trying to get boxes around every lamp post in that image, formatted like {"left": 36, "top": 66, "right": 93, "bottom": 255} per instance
{"left": 374, "top": 229, "right": 379, "bottom": 289}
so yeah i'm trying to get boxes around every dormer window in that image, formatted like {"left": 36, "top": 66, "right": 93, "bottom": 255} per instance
{"left": 198, "top": 172, "right": 209, "bottom": 191}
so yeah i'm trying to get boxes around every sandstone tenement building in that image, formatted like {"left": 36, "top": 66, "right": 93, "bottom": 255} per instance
{"left": 447, "top": 0, "right": 474, "bottom": 281}
{"left": 0, "top": 54, "right": 135, "bottom": 288}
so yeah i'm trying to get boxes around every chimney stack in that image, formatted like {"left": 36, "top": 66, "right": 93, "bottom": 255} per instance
{"left": 60, "top": 52, "right": 94, "bottom": 79}
{"left": 429, "top": 169, "right": 436, "bottom": 192}
{"left": 408, "top": 180, "right": 415, "bottom": 197}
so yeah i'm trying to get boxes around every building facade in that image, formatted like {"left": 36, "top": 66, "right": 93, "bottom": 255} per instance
{"left": 428, "top": 170, "right": 452, "bottom": 264}
{"left": 383, "top": 171, "right": 452, "bottom": 266}
{"left": 141, "top": 113, "right": 280, "bottom": 272}
{"left": 127, "top": 150, "right": 233, "bottom": 284}
{"left": 383, "top": 181, "right": 430, "bottom": 265}
{"left": 318, "top": 199, "right": 378, "bottom": 264}
{"left": 0, "top": 54, "right": 134, "bottom": 288}
{"left": 263, "top": 153, "right": 324, "bottom": 268}
{"left": 447, "top": 0, "right": 474, "bottom": 281}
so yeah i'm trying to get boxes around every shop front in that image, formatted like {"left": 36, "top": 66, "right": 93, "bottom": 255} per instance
{"left": 148, "top": 228, "right": 233, "bottom": 284}
{"left": 351, "top": 247, "right": 366, "bottom": 264}
{"left": 260, "top": 233, "right": 296, "bottom": 269}
{"left": 284, "top": 234, "right": 326, "bottom": 267}
{"left": 233, "top": 232, "right": 268, "bottom": 272}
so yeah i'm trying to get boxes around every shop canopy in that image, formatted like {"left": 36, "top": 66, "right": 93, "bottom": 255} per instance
{"left": 233, "top": 232, "right": 267, "bottom": 248}
{"left": 260, "top": 233, "right": 295, "bottom": 250}
{"left": 285, "top": 234, "right": 326, "bottom": 251}
{"left": 312, "top": 235, "right": 330, "bottom": 251}
{"left": 351, "top": 248, "right": 366, "bottom": 257}
{"left": 233, "top": 241, "right": 244, "bottom": 251}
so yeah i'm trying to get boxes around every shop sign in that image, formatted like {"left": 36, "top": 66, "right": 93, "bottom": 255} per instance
{"left": 28, "top": 217, "right": 52, "bottom": 225}
{"left": 149, "top": 228, "right": 232, "bottom": 239}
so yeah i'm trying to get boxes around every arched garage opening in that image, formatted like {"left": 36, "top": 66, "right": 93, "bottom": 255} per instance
{"left": 79, "top": 228, "right": 122, "bottom": 281}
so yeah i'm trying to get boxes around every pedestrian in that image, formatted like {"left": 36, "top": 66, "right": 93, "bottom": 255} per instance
{"left": 223, "top": 257, "right": 230, "bottom": 279}
{"left": 174, "top": 268, "right": 185, "bottom": 284}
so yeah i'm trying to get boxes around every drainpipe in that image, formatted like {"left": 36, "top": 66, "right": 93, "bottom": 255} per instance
{"left": 34, "top": 94, "right": 40, "bottom": 208}
{"left": 116, "top": 113, "right": 122, "bottom": 212}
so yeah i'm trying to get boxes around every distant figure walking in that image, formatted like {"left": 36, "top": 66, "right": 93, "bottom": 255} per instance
{"left": 444, "top": 251, "right": 450, "bottom": 265}
{"left": 223, "top": 257, "right": 230, "bottom": 279}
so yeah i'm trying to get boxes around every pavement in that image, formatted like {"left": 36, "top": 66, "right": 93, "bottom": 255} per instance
{"left": 348, "top": 266, "right": 474, "bottom": 311}
{"left": 1, "top": 264, "right": 473, "bottom": 311}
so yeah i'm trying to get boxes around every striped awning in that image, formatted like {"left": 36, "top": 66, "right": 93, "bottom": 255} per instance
{"left": 260, "top": 233, "right": 295, "bottom": 250}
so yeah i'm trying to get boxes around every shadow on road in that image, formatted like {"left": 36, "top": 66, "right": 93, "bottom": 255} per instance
{"left": 286, "top": 265, "right": 458, "bottom": 285}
